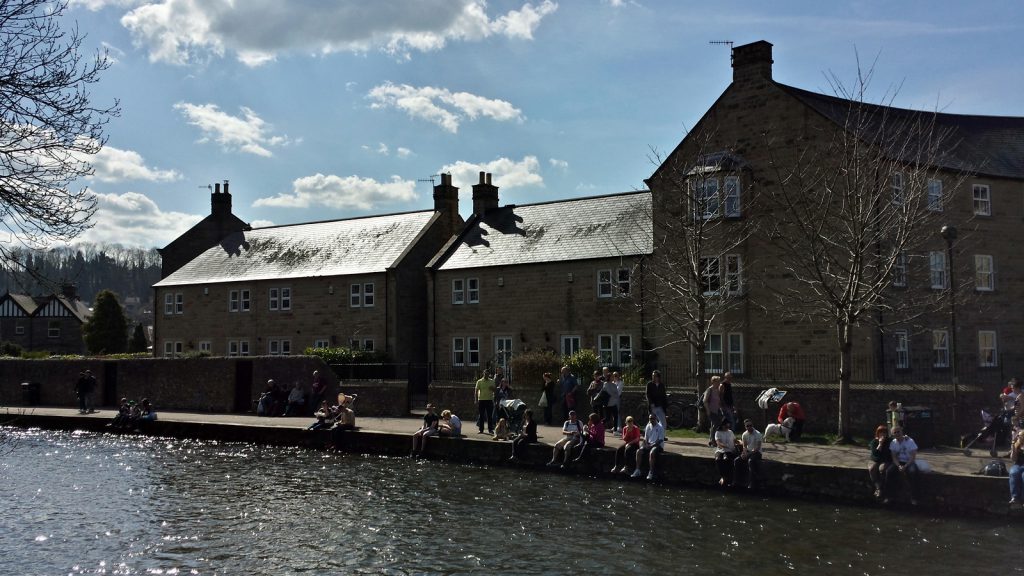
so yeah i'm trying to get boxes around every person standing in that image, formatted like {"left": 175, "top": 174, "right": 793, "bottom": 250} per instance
{"left": 475, "top": 370, "right": 495, "bottom": 434}
{"left": 703, "top": 376, "right": 723, "bottom": 446}
{"left": 83, "top": 370, "right": 97, "bottom": 413}
{"left": 309, "top": 370, "right": 327, "bottom": 417}
{"left": 646, "top": 370, "right": 668, "bottom": 429}
{"left": 541, "top": 372, "right": 556, "bottom": 425}
{"left": 1008, "top": 431, "right": 1024, "bottom": 506}
{"left": 720, "top": 372, "right": 736, "bottom": 430}
{"left": 602, "top": 369, "right": 621, "bottom": 435}
{"left": 558, "top": 366, "right": 578, "bottom": 421}
{"left": 74, "top": 371, "right": 88, "bottom": 414}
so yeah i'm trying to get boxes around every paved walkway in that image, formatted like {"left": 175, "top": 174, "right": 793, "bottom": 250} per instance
{"left": 3, "top": 406, "right": 1003, "bottom": 477}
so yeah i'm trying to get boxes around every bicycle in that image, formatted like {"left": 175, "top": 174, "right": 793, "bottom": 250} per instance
{"left": 638, "top": 389, "right": 701, "bottom": 430}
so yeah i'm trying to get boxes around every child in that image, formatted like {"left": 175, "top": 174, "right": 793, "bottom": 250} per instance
{"left": 493, "top": 417, "right": 510, "bottom": 440}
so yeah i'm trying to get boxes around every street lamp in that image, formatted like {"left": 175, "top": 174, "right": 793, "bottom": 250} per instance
{"left": 940, "top": 224, "right": 959, "bottom": 437}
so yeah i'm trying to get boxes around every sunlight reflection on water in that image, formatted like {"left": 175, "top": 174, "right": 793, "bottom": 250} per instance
{"left": 0, "top": 427, "right": 1015, "bottom": 575}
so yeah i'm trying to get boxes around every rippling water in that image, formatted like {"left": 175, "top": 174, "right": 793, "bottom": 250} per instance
{"left": 0, "top": 427, "right": 1018, "bottom": 575}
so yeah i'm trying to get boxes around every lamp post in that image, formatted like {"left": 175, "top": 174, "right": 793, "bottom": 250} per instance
{"left": 940, "top": 224, "right": 959, "bottom": 437}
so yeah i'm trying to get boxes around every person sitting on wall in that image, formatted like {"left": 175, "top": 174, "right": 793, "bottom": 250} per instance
{"left": 611, "top": 415, "right": 642, "bottom": 474}
{"left": 510, "top": 409, "right": 538, "bottom": 462}
{"left": 777, "top": 401, "right": 805, "bottom": 441}
{"left": 272, "top": 380, "right": 290, "bottom": 416}
{"left": 328, "top": 394, "right": 357, "bottom": 450}
{"left": 307, "top": 400, "right": 335, "bottom": 430}
{"left": 733, "top": 419, "right": 763, "bottom": 490}
{"left": 547, "top": 410, "right": 584, "bottom": 468}
{"left": 493, "top": 417, "right": 511, "bottom": 440}
{"left": 868, "top": 424, "right": 893, "bottom": 500}
{"left": 411, "top": 403, "right": 440, "bottom": 457}
{"left": 885, "top": 425, "right": 919, "bottom": 505}
{"left": 309, "top": 370, "right": 327, "bottom": 417}
{"left": 257, "top": 380, "right": 277, "bottom": 416}
{"left": 632, "top": 412, "right": 665, "bottom": 481}
{"left": 285, "top": 381, "right": 306, "bottom": 417}
{"left": 135, "top": 399, "right": 157, "bottom": 430}
{"left": 713, "top": 419, "right": 739, "bottom": 487}
{"left": 109, "top": 397, "right": 132, "bottom": 430}
{"left": 439, "top": 409, "right": 462, "bottom": 438}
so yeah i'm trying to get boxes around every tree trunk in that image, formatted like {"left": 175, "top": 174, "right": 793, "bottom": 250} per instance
{"left": 836, "top": 321, "right": 854, "bottom": 444}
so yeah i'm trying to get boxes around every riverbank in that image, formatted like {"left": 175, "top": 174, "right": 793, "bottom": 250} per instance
{"left": 2, "top": 406, "right": 1015, "bottom": 519}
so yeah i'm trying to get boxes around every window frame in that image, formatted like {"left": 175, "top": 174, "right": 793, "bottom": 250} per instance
{"left": 313, "top": 339, "right": 330, "bottom": 349}
{"left": 932, "top": 330, "right": 949, "bottom": 368}
{"left": 891, "top": 171, "right": 904, "bottom": 205}
{"left": 894, "top": 330, "right": 909, "bottom": 370}
{"left": 597, "top": 334, "right": 614, "bottom": 365}
{"left": 978, "top": 330, "right": 998, "bottom": 367}
{"left": 727, "top": 333, "right": 744, "bottom": 374}
{"left": 164, "top": 293, "right": 174, "bottom": 315}
{"left": 927, "top": 178, "right": 943, "bottom": 212}
{"left": 700, "top": 256, "right": 721, "bottom": 295}
{"left": 199, "top": 341, "right": 211, "bottom": 353}
{"left": 597, "top": 269, "right": 613, "bottom": 298}
{"left": 929, "top": 251, "right": 947, "bottom": 289}
{"left": 893, "top": 251, "right": 907, "bottom": 288}
{"left": 174, "top": 293, "right": 183, "bottom": 314}
{"left": 363, "top": 283, "right": 375, "bottom": 307}
{"left": 704, "top": 334, "right": 724, "bottom": 374}
{"left": 14, "top": 321, "right": 24, "bottom": 335}
{"left": 616, "top": 267, "right": 631, "bottom": 296}
{"left": 452, "top": 279, "right": 465, "bottom": 305}
{"left": 561, "top": 335, "right": 581, "bottom": 357}
{"left": 229, "top": 290, "right": 239, "bottom": 312}
{"left": 973, "top": 184, "right": 991, "bottom": 216}
{"left": 467, "top": 278, "right": 479, "bottom": 304}
{"left": 723, "top": 175, "right": 741, "bottom": 217}
{"left": 724, "top": 254, "right": 743, "bottom": 294}
{"left": 47, "top": 320, "right": 60, "bottom": 338}
{"left": 269, "top": 287, "right": 279, "bottom": 310}
{"left": 695, "top": 177, "right": 720, "bottom": 220}
{"left": 350, "top": 284, "right": 362, "bottom": 307}
{"left": 975, "top": 254, "right": 995, "bottom": 291}
{"left": 452, "top": 337, "right": 466, "bottom": 366}
{"left": 467, "top": 336, "right": 480, "bottom": 366}
{"left": 617, "top": 334, "right": 633, "bottom": 366}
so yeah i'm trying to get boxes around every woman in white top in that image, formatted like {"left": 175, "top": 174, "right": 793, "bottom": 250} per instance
{"left": 602, "top": 372, "right": 621, "bottom": 434}
{"left": 713, "top": 419, "right": 738, "bottom": 486}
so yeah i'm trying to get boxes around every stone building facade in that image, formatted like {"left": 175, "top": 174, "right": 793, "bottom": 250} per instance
{"left": 0, "top": 285, "right": 92, "bottom": 354}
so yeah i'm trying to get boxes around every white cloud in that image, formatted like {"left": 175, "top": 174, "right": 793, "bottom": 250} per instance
{"left": 549, "top": 158, "right": 569, "bottom": 170}
{"left": 368, "top": 82, "right": 523, "bottom": 133}
{"left": 575, "top": 182, "right": 597, "bottom": 191}
{"left": 88, "top": 144, "right": 181, "bottom": 183}
{"left": 79, "top": 191, "right": 202, "bottom": 247}
{"left": 440, "top": 156, "right": 543, "bottom": 191}
{"left": 249, "top": 219, "right": 275, "bottom": 228}
{"left": 253, "top": 173, "right": 418, "bottom": 210}
{"left": 396, "top": 147, "right": 412, "bottom": 158}
{"left": 174, "top": 102, "right": 292, "bottom": 157}
{"left": 119, "top": 0, "right": 558, "bottom": 67}
{"left": 377, "top": 142, "right": 389, "bottom": 155}
{"left": 71, "top": 0, "right": 143, "bottom": 11}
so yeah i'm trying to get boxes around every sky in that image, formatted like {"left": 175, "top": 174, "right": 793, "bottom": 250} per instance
{"left": 51, "top": 0, "right": 1024, "bottom": 249}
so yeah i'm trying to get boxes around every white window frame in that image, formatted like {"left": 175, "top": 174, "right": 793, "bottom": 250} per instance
{"left": 363, "top": 283, "right": 375, "bottom": 307}
{"left": 893, "top": 251, "right": 907, "bottom": 288}
{"left": 973, "top": 184, "right": 991, "bottom": 216}
{"left": 723, "top": 175, "right": 741, "bottom": 217}
{"left": 229, "top": 290, "right": 239, "bottom": 312}
{"left": 597, "top": 334, "right": 614, "bottom": 365}
{"left": 269, "top": 288, "right": 279, "bottom": 310}
{"left": 467, "top": 278, "right": 479, "bottom": 304}
{"left": 494, "top": 336, "right": 513, "bottom": 372}
{"left": 350, "top": 284, "right": 362, "bottom": 307}
{"left": 199, "top": 341, "right": 211, "bottom": 353}
{"left": 362, "top": 339, "right": 374, "bottom": 352}
{"left": 705, "top": 334, "right": 724, "bottom": 374}
{"left": 467, "top": 337, "right": 480, "bottom": 366}
{"left": 891, "top": 171, "right": 904, "bottom": 205}
{"left": 280, "top": 287, "right": 291, "bottom": 310}
{"left": 929, "top": 251, "right": 947, "bottom": 289}
{"left": 452, "top": 337, "right": 466, "bottom": 366}
{"left": 164, "top": 293, "right": 174, "bottom": 315}
{"left": 240, "top": 290, "right": 250, "bottom": 312}
{"left": 727, "top": 333, "right": 744, "bottom": 374}
{"left": 932, "top": 330, "right": 949, "bottom": 368}
{"left": 597, "top": 269, "right": 613, "bottom": 298}
{"left": 313, "top": 339, "right": 330, "bottom": 349}
{"left": 240, "top": 340, "right": 250, "bottom": 356}
{"left": 695, "top": 177, "right": 720, "bottom": 220}
{"left": 617, "top": 334, "right": 633, "bottom": 366}
{"left": 164, "top": 341, "right": 183, "bottom": 358}
{"left": 616, "top": 268, "right": 631, "bottom": 296}
{"left": 228, "top": 340, "right": 239, "bottom": 357}
{"left": 47, "top": 320, "right": 60, "bottom": 338}
{"left": 561, "top": 335, "right": 581, "bottom": 357}
{"left": 894, "top": 330, "right": 909, "bottom": 370}
{"left": 14, "top": 321, "right": 25, "bottom": 335}
{"left": 268, "top": 339, "right": 292, "bottom": 356}
{"left": 452, "top": 279, "right": 465, "bottom": 305}
{"left": 175, "top": 293, "right": 183, "bottom": 314}
{"left": 927, "top": 178, "right": 943, "bottom": 212}
{"left": 975, "top": 254, "right": 994, "bottom": 291}
{"left": 979, "top": 330, "right": 998, "bottom": 367}
{"left": 700, "top": 256, "right": 721, "bottom": 295}
{"left": 725, "top": 255, "right": 743, "bottom": 294}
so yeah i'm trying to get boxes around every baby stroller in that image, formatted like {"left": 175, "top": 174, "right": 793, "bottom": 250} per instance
{"left": 498, "top": 398, "right": 527, "bottom": 434}
{"left": 962, "top": 408, "right": 1013, "bottom": 457}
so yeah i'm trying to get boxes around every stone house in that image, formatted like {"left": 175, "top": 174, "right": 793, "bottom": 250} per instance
{"left": 426, "top": 172, "right": 652, "bottom": 380}
{"left": 644, "top": 40, "right": 1024, "bottom": 387}
{"left": 153, "top": 177, "right": 462, "bottom": 361}
{"left": 0, "top": 285, "right": 92, "bottom": 354}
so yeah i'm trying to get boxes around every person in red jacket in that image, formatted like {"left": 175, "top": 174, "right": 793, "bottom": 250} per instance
{"left": 777, "top": 401, "right": 805, "bottom": 441}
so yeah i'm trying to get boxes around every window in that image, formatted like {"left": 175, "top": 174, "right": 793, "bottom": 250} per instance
{"left": 695, "top": 178, "right": 720, "bottom": 220}
{"left": 891, "top": 172, "right": 904, "bottom": 205}
{"left": 452, "top": 279, "right": 465, "bottom": 304}
{"left": 228, "top": 340, "right": 239, "bottom": 357}
{"left": 313, "top": 339, "right": 330, "bottom": 349}
{"left": 280, "top": 287, "right": 291, "bottom": 310}
{"left": 494, "top": 337, "right": 513, "bottom": 372}
{"left": 973, "top": 184, "right": 991, "bottom": 215}
{"left": 724, "top": 176, "right": 741, "bottom": 217}
{"left": 705, "top": 334, "right": 723, "bottom": 373}
{"left": 598, "top": 334, "right": 633, "bottom": 365}
{"left": 929, "top": 251, "right": 947, "bottom": 289}
{"left": 350, "top": 284, "right": 362, "bottom": 307}
{"left": 228, "top": 340, "right": 250, "bottom": 357}
{"left": 598, "top": 334, "right": 614, "bottom": 364}
{"left": 14, "top": 321, "right": 24, "bottom": 335}
{"left": 932, "top": 330, "right": 949, "bottom": 368}
{"left": 467, "top": 337, "right": 480, "bottom": 366}
{"left": 927, "top": 178, "right": 943, "bottom": 211}
{"left": 700, "top": 257, "right": 721, "bottom": 294}
{"left": 164, "top": 293, "right": 174, "bottom": 315}
{"left": 363, "top": 283, "right": 375, "bottom": 307}
{"left": 199, "top": 341, "right": 211, "bottom": 353}
{"left": 561, "top": 335, "right": 581, "bottom": 357}
{"left": 269, "top": 339, "right": 292, "bottom": 356}
{"left": 163, "top": 341, "right": 183, "bottom": 357}
{"left": 47, "top": 320, "right": 60, "bottom": 338}
{"left": 453, "top": 338, "right": 465, "bottom": 366}
{"left": 617, "top": 268, "right": 631, "bottom": 296}
{"left": 979, "top": 331, "right": 998, "bottom": 367}
{"left": 269, "top": 288, "right": 279, "bottom": 310}
{"left": 893, "top": 251, "right": 907, "bottom": 287}
{"left": 725, "top": 255, "right": 743, "bottom": 294}
{"left": 598, "top": 269, "right": 613, "bottom": 298}
{"left": 362, "top": 339, "right": 374, "bottom": 352}
{"left": 175, "top": 293, "right": 183, "bottom": 314}
{"left": 727, "top": 333, "right": 744, "bottom": 374}
{"left": 229, "top": 290, "right": 250, "bottom": 312}
{"left": 466, "top": 278, "right": 478, "bottom": 304}
{"left": 617, "top": 334, "right": 633, "bottom": 365}
{"left": 975, "top": 255, "right": 994, "bottom": 291}
{"left": 894, "top": 330, "right": 909, "bottom": 370}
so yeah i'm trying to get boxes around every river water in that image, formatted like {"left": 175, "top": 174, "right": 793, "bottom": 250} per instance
{"left": 0, "top": 427, "right": 1018, "bottom": 575}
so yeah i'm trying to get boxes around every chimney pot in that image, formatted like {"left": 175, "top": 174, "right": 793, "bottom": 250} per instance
{"left": 486, "top": 173, "right": 492, "bottom": 185}
{"left": 479, "top": 171, "right": 486, "bottom": 184}
{"left": 223, "top": 180, "right": 229, "bottom": 195}
{"left": 214, "top": 182, "right": 221, "bottom": 194}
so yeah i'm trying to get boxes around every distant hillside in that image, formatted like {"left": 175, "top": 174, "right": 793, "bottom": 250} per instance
{"left": 1, "top": 244, "right": 161, "bottom": 322}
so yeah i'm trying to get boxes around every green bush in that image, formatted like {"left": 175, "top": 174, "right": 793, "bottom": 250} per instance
{"left": 508, "top": 349, "right": 561, "bottom": 389}
{"left": 303, "top": 346, "right": 389, "bottom": 364}
{"left": 564, "top": 348, "right": 601, "bottom": 382}
{"left": 0, "top": 341, "right": 23, "bottom": 357}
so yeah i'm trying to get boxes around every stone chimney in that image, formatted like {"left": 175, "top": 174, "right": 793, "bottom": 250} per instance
{"left": 211, "top": 179, "right": 232, "bottom": 218}
{"left": 471, "top": 172, "right": 499, "bottom": 216}
{"left": 433, "top": 173, "right": 461, "bottom": 237}
{"left": 732, "top": 40, "right": 773, "bottom": 82}
{"left": 59, "top": 282, "right": 78, "bottom": 301}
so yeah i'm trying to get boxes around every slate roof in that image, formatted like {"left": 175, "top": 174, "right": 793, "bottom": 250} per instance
{"left": 431, "top": 191, "right": 652, "bottom": 271}
{"left": 155, "top": 210, "right": 437, "bottom": 287}
{"left": 779, "top": 83, "right": 1024, "bottom": 179}
{"left": 0, "top": 292, "right": 91, "bottom": 322}
{"left": 8, "top": 293, "right": 39, "bottom": 314}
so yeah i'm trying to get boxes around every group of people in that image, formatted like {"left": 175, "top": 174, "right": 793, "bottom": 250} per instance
{"left": 867, "top": 421, "right": 921, "bottom": 505}
{"left": 998, "top": 379, "right": 1024, "bottom": 507}
{"left": 257, "top": 375, "right": 322, "bottom": 417}
{"left": 108, "top": 397, "right": 157, "bottom": 430}
{"left": 307, "top": 392, "right": 356, "bottom": 432}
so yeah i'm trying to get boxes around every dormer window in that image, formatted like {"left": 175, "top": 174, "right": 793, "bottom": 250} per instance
{"left": 687, "top": 152, "right": 746, "bottom": 220}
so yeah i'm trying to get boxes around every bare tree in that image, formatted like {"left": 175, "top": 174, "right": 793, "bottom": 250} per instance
{"left": 636, "top": 132, "right": 758, "bottom": 422}
{"left": 760, "top": 63, "right": 965, "bottom": 442}
{"left": 0, "top": 0, "right": 118, "bottom": 277}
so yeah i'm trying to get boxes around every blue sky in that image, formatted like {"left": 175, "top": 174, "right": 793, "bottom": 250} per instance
{"left": 61, "top": 0, "right": 1023, "bottom": 248}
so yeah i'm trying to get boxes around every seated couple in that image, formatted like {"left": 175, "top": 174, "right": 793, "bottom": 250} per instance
{"left": 410, "top": 405, "right": 462, "bottom": 457}
{"left": 546, "top": 411, "right": 605, "bottom": 469}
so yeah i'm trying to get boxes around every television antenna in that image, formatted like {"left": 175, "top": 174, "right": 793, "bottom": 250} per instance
{"left": 710, "top": 40, "right": 734, "bottom": 63}
{"left": 417, "top": 174, "right": 440, "bottom": 186}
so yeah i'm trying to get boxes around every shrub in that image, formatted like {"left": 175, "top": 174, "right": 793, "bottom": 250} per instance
{"left": 303, "top": 346, "right": 389, "bottom": 364}
{"left": 564, "top": 348, "right": 601, "bottom": 381}
{"left": 508, "top": 349, "right": 561, "bottom": 389}
{"left": 0, "top": 341, "right": 23, "bottom": 357}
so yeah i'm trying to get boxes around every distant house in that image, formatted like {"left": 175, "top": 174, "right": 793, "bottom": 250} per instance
{"left": 153, "top": 177, "right": 462, "bottom": 360}
{"left": 0, "top": 285, "right": 92, "bottom": 354}
{"left": 427, "top": 174, "right": 652, "bottom": 377}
